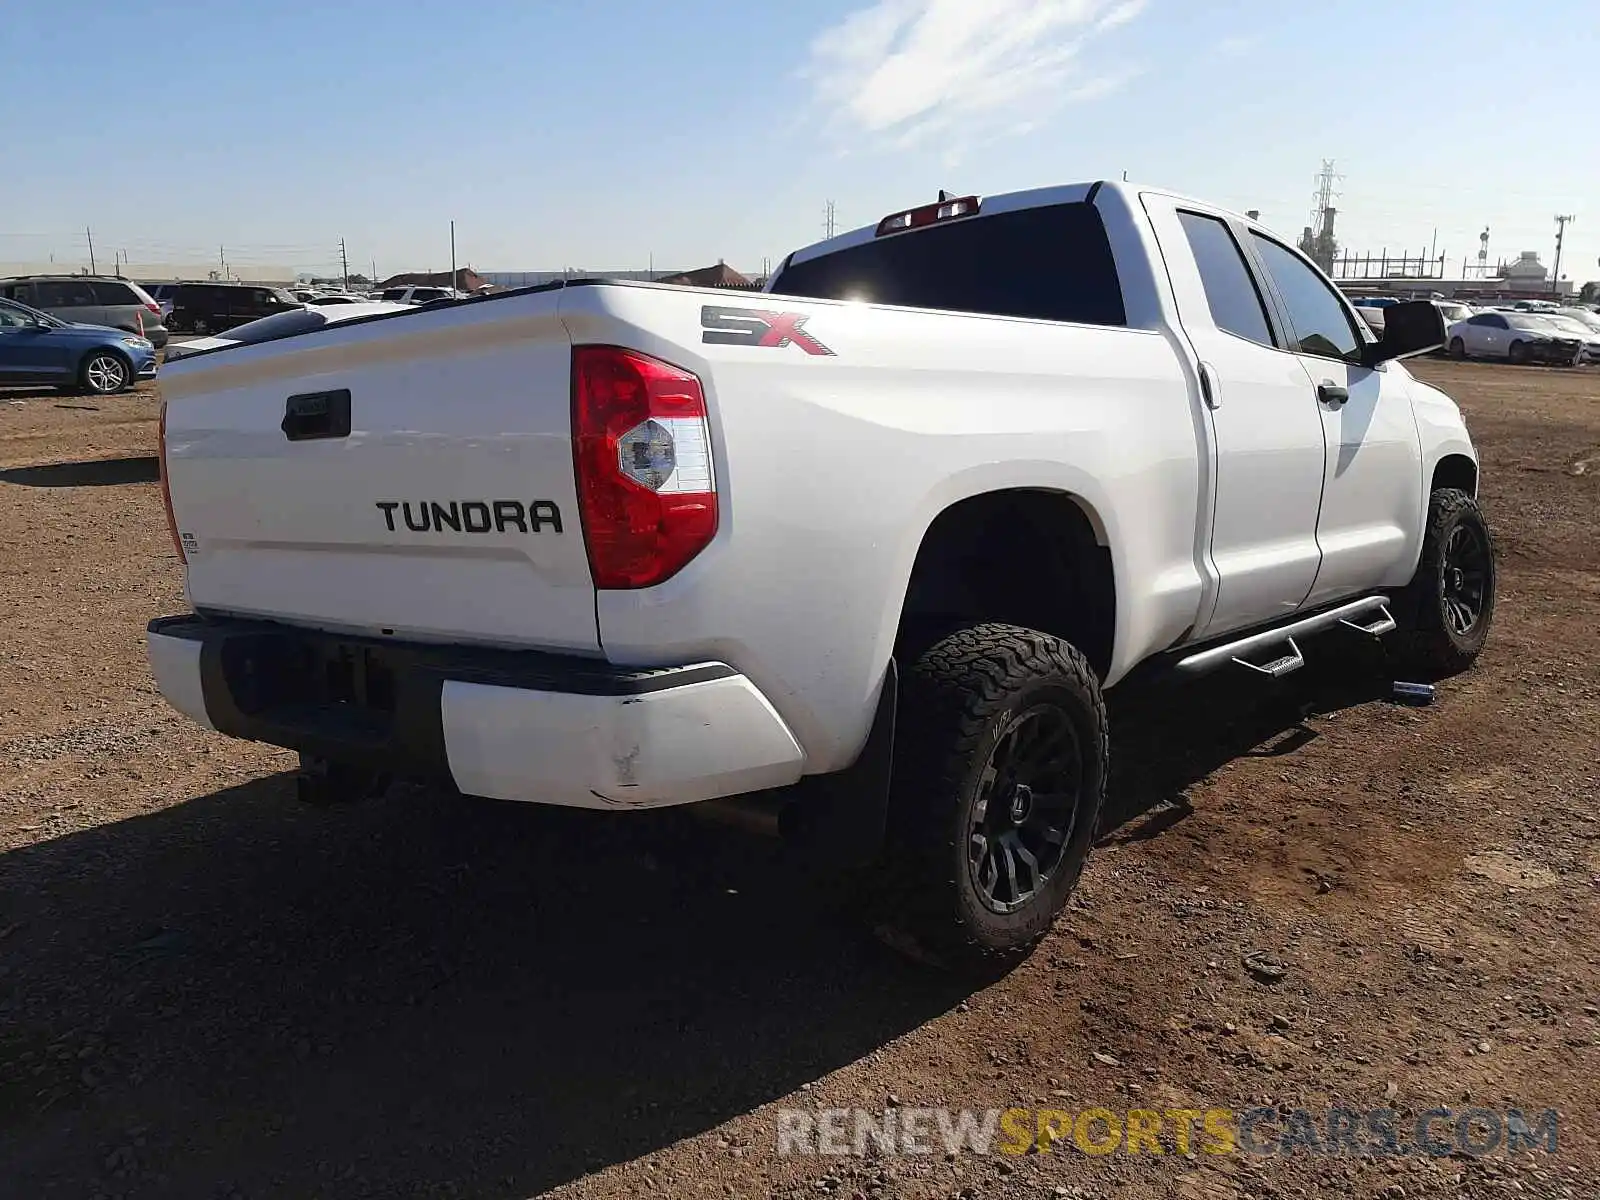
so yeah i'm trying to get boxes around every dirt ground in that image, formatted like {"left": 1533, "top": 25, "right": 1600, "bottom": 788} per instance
{"left": 0, "top": 361, "right": 1596, "bottom": 1200}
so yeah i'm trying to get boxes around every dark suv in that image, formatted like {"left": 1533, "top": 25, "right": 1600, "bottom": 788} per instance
{"left": 0, "top": 276, "right": 169, "bottom": 349}
{"left": 169, "top": 283, "right": 301, "bottom": 334}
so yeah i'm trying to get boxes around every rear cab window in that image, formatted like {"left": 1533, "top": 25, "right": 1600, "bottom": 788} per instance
{"left": 771, "top": 202, "right": 1126, "bottom": 327}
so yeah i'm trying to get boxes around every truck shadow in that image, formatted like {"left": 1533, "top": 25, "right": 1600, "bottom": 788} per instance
{"left": 0, "top": 650, "right": 1389, "bottom": 1198}
{"left": 1097, "top": 643, "right": 1391, "bottom": 844}
{"left": 0, "top": 455, "right": 160, "bottom": 488}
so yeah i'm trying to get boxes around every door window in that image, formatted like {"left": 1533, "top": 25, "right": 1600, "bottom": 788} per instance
{"left": 33, "top": 279, "right": 99, "bottom": 308}
{"left": 1248, "top": 234, "right": 1362, "bottom": 361}
{"left": 90, "top": 281, "right": 139, "bottom": 305}
{"left": 1177, "top": 212, "right": 1275, "bottom": 347}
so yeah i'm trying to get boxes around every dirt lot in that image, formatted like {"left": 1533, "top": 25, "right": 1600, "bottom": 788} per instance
{"left": 0, "top": 362, "right": 1596, "bottom": 1200}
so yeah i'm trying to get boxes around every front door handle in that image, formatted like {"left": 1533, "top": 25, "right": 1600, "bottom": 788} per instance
{"left": 1317, "top": 381, "right": 1349, "bottom": 408}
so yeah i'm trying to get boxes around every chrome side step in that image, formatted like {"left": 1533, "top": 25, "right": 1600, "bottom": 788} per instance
{"left": 1233, "top": 637, "right": 1305, "bottom": 678}
{"left": 1175, "top": 595, "right": 1393, "bottom": 677}
{"left": 1339, "top": 604, "right": 1396, "bottom": 637}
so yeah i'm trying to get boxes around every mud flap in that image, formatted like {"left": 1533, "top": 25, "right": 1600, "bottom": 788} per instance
{"left": 778, "top": 659, "right": 897, "bottom": 869}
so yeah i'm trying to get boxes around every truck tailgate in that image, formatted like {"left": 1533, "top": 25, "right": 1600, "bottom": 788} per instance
{"left": 159, "top": 301, "right": 598, "bottom": 652}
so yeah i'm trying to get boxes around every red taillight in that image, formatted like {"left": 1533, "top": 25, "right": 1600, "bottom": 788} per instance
{"left": 144, "top": 301, "right": 160, "bottom": 314}
{"left": 571, "top": 345, "right": 717, "bottom": 589}
{"left": 158, "top": 402, "right": 187, "bottom": 563}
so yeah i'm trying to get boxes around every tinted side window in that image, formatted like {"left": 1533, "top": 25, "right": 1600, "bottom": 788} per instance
{"left": 1248, "top": 234, "right": 1361, "bottom": 360}
{"left": 1176, "top": 212, "right": 1274, "bottom": 347}
{"left": 381, "top": 289, "right": 406, "bottom": 301}
{"left": 34, "top": 280, "right": 98, "bottom": 308}
{"left": 91, "top": 281, "right": 139, "bottom": 305}
{"left": 773, "top": 202, "right": 1126, "bottom": 327}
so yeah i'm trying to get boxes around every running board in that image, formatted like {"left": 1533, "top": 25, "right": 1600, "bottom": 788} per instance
{"left": 1174, "top": 595, "right": 1393, "bottom": 677}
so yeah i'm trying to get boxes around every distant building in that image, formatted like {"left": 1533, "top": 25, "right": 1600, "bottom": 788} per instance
{"left": 1502, "top": 251, "right": 1548, "bottom": 285}
{"left": 654, "top": 261, "right": 755, "bottom": 289}
{"left": 376, "top": 267, "right": 486, "bottom": 293}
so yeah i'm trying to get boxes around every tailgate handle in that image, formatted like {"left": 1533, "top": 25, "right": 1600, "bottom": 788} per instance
{"left": 281, "top": 389, "right": 351, "bottom": 441}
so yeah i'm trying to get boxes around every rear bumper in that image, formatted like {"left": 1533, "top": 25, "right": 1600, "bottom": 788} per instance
{"left": 146, "top": 614, "right": 805, "bottom": 809}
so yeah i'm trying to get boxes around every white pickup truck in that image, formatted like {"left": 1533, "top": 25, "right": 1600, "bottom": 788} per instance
{"left": 148, "top": 181, "right": 1495, "bottom": 970}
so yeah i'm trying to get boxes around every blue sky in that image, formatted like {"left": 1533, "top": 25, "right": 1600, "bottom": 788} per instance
{"left": 3, "top": 0, "right": 1596, "bottom": 282}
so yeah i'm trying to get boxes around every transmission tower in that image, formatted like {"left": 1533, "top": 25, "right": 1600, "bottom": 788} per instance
{"left": 1299, "top": 159, "right": 1343, "bottom": 273}
{"left": 1553, "top": 214, "right": 1575, "bottom": 294}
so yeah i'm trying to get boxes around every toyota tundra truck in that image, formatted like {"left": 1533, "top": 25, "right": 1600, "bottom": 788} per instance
{"left": 147, "top": 181, "right": 1495, "bottom": 970}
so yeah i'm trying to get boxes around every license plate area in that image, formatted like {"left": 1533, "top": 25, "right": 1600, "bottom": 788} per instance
{"left": 220, "top": 632, "right": 400, "bottom": 731}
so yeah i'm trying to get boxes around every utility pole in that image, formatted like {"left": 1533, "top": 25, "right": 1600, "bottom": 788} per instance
{"left": 338, "top": 237, "right": 350, "bottom": 291}
{"left": 1552, "top": 214, "right": 1575, "bottom": 295}
{"left": 824, "top": 200, "right": 837, "bottom": 239}
{"left": 450, "top": 220, "right": 457, "bottom": 294}
{"left": 86, "top": 226, "right": 96, "bottom": 274}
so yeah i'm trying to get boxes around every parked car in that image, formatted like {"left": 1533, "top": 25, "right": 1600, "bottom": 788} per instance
{"left": 305, "top": 294, "right": 367, "bottom": 306}
{"left": 1446, "top": 311, "right": 1585, "bottom": 364}
{"left": 379, "top": 285, "right": 463, "bottom": 305}
{"left": 0, "top": 275, "right": 168, "bottom": 349}
{"left": 148, "top": 180, "right": 1487, "bottom": 972}
{"left": 1433, "top": 301, "right": 1474, "bottom": 325}
{"left": 168, "top": 283, "right": 302, "bottom": 335}
{"left": 0, "top": 296, "right": 157, "bottom": 393}
{"left": 142, "top": 283, "right": 180, "bottom": 323}
{"left": 1553, "top": 307, "right": 1600, "bottom": 334}
{"left": 163, "top": 302, "right": 410, "bottom": 361}
{"left": 1535, "top": 314, "right": 1600, "bottom": 363}
{"left": 1351, "top": 303, "right": 1386, "bottom": 337}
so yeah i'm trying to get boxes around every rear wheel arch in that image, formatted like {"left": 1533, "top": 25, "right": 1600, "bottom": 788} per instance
{"left": 1431, "top": 453, "right": 1478, "bottom": 498}
{"left": 893, "top": 489, "right": 1117, "bottom": 680}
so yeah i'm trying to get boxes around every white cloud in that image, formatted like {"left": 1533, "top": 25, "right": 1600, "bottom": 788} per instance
{"left": 803, "top": 0, "right": 1148, "bottom": 156}
{"left": 1095, "top": 0, "right": 1148, "bottom": 32}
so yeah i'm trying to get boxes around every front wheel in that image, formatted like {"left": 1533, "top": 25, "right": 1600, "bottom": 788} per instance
{"left": 1507, "top": 340, "right": 1527, "bottom": 364}
{"left": 80, "top": 351, "right": 131, "bottom": 395}
{"left": 1391, "top": 488, "right": 1496, "bottom": 678}
{"left": 870, "top": 623, "right": 1107, "bottom": 974}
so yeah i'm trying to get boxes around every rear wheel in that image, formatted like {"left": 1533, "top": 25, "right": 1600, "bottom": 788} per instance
{"left": 80, "top": 351, "right": 130, "bottom": 395}
{"left": 870, "top": 622, "right": 1107, "bottom": 974}
{"left": 1449, "top": 337, "right": 1466, "bottom": 359}
{"left": 192, "top": 317, "right": 210, "bottom": 335}
{"left": 1391, "top": 488, "right": 1496, "bottom": 678}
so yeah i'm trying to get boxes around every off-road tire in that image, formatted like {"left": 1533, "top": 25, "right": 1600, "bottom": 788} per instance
{"left": 1391, "top": 488, "right": 1496, "bottom": 678}
{"left": 870, "top": 622, "right": 1107, "bottom": 975}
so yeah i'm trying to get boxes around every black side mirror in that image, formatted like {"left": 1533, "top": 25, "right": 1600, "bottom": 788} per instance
{"left": 1362, "top": 299, "right": 1445, "bottom": 366}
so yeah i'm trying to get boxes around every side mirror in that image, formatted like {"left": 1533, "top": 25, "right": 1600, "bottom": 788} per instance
{"left": 1362, "top": 299, "right": 1445, "bottom": 366}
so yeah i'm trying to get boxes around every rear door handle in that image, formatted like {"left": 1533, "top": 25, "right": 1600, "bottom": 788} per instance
{"left": 1198, "top": 360, "right": 1220, "bottom": 409}
{"left": 282, "top": 389, "right": 352, "bottom": 441}
{"left": 1316, "top": 381, "right": 1349, "bottom": 408}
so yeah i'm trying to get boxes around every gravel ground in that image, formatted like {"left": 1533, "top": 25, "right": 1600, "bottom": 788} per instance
{"left": 0, "top": 361, "right": 1596, "bottom": 1200}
